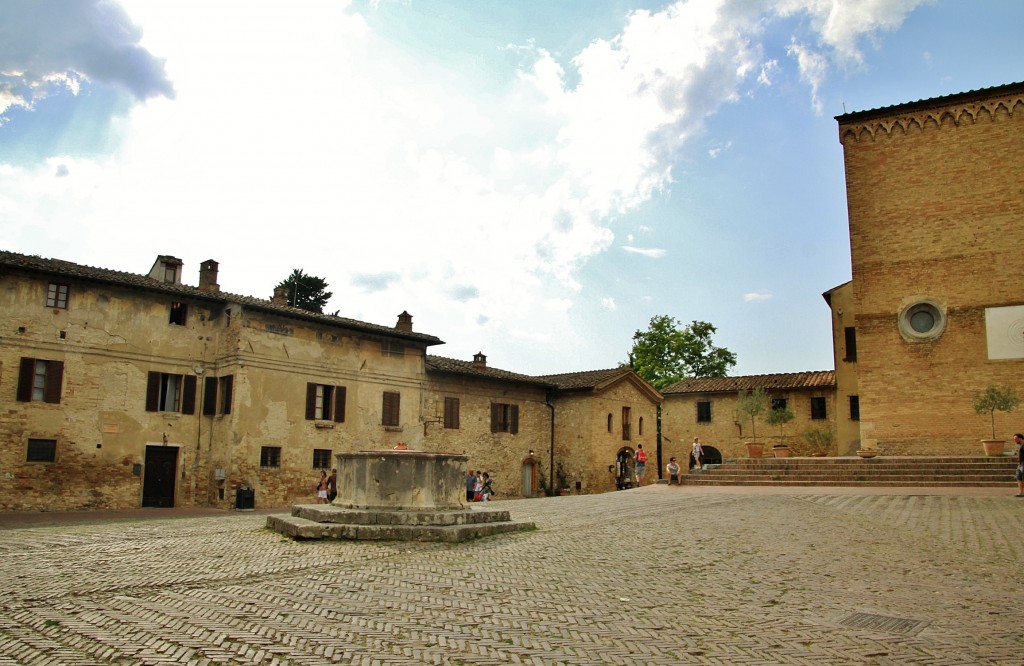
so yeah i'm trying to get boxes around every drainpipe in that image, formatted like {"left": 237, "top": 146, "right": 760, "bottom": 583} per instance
{"left": 545, "top": 392, "right": 555, "bottom": 494}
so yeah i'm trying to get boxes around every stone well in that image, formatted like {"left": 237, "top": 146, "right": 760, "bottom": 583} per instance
{"left": 267, "top": 449, "right": 534, "bottom": 542}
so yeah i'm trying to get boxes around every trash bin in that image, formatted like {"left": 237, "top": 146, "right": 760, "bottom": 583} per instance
{"left": 235, "top": 485, "right": 255, "bottom": 510}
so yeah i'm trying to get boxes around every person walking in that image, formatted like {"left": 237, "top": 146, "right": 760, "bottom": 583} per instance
{"left": 481, "top": 472, "right": 494, "bottom": 501}
{"left": 1015, "top": 433, "right": 1024, "bottom": 497}
{"left": 692, "top": 437, "right": 704, "bottom": 470}
{"left": 466, "top": 469, "right": 476, "bottom": 502}
{"left": 326, "top": 468, "right": 338, "bottom": 503}
{"left": 634, "top": 444, "right": 648, "bottom": 486}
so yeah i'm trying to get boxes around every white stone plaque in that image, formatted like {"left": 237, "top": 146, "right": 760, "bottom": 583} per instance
{"left": 985, "top": 305, "right": 1024, "bottom": 360}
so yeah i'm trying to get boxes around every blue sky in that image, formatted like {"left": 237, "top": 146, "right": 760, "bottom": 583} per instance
{"left": 1, "top": 0, "right": 1022, "bottom": 377}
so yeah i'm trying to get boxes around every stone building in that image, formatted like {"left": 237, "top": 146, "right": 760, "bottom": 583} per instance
{"left": 537, "top": 368, "right": 662, "bottom": 492}
{"left": 1, "top": 250, "right": 664, "bottom": 510}
{"left": 828, "top": 81, "right": 1024, "bottom": 454}
{"left": 661, "top": 371, "right": 837, "bottom": 461}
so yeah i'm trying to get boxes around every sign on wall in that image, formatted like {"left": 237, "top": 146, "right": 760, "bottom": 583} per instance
{"left": 985, "top": 305, "right": 1024, "bottom": 360}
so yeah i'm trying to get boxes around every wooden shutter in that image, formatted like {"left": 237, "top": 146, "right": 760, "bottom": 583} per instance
{"left": 305, "top": 383, "right": 317, "bottom": 420}
{"left": 383, "top": 391, "right": 400, "bottom": 426}
{"left": 490, "top": 403, "right": 500, "bottom": 432}
{"left": 444, "top": 397, "right": 459, "bottom": 429}
{"left": 203, "top": 376, "right": 218, "bottom": 415}
{"left": 145, "top": 372, "right": 160, "bottom": 412}
{"left": 222, "top": 375, "right": 233, "bottom": 415}
{"left": 181, "top": 374, "right": 197, "bottom": 414}
{"left": 17, "top": 357, "right": 34, "bottom": 402}
{"left": 510, "top": 404, "right": 519, "bottom": 434}
{"left": 333, "top": 385, "right": 346, "bottom": 423}
{"left": 43, "top": 361, "right": 63, "bottom": 404}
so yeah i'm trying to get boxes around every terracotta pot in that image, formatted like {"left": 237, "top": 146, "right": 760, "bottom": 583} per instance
{"left": 745, "top": 442, "right": 765, "bottom": 458}
{"left": 857, "top": 449, "right": 879, "bottom": 459}
{"left": 772, "top": 446, "right": 791, "bottom": 458}
{"left": 981, "top": 439, "right": 1005, "bottom": 456}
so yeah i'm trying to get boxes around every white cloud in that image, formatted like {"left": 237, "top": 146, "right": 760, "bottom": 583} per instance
{"left": 623, "top": 246, "right": 667, "bottom": 258}
{"left": 601, "top": 297, "right": 617, "bottom": 310}
{"left": 744, "top": 290, "right": 774, "bottom": 302}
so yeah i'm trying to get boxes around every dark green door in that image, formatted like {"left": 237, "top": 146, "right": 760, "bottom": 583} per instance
{"left": 142, "top": 445, "right": 178, "bottom": 508}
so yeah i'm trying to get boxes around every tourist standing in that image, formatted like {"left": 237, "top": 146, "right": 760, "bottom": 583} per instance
{"left": 481, "top": 472, "right": 494, "bottom": 501}
{"left": 327, "top": 468, "right": 338, "bottom": 503}
{"left": 634, "top": 444, "right": 648, "bottom": 486}
{"left": 316, "top": 470, "right": 329, "bottom": 504}
{"left": 692, "top": 437, "right": 704, "bottom": 470}
{"left": 466, "top": 469, "right": 476, "bottom": 502}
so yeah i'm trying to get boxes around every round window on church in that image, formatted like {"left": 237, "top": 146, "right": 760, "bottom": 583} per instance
{"left": 899, "top": 300, "right": 945, "bottom": 342}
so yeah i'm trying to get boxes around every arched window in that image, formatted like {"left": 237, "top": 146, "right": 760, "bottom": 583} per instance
{"left": 639, "top": 416, "right": 644, "bottom": 436}
{"left": 607, "top": 413, "right": 613, "bottom": 432}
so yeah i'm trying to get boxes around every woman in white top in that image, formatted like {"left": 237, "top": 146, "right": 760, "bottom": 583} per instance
{"left": 692, "top": 437, "right": 704, "bottom": 470}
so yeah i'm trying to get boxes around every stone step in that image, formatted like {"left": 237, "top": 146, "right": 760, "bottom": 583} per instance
{"left": 291, "top": 504, "right": 512, "bottom": 526}
{"left": 267, "top": 514, "right": 534, "bottom": 542}
{"left": 679, "top": 456, "right": 1019, "bottom": 487}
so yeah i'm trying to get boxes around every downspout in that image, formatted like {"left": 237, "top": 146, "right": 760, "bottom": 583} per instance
{"left": 546, "top": 391, "right": 555, "bottom": 494}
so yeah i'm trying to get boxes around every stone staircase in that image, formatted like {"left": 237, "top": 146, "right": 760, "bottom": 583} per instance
{"left": 679, "top": 456, "right": 1019, "bottom": 487}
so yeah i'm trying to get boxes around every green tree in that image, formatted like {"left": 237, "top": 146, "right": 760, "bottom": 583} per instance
{"left": 626, "top": 316, "right": 736, "bottom": 389}
{"left": 275, "top": 269, "right": 333, "bottom": 314}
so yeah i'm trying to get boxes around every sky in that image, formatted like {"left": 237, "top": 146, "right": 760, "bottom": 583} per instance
{"left": 1, "top": 1, "right": 1022, "bottom": 378}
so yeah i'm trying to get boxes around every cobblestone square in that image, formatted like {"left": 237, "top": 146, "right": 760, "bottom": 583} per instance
{"left": 1, "top": 485, "right": 1021, "bottom": 665}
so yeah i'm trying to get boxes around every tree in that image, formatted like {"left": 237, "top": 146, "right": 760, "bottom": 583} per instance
{"left": 626, "top": 316, "right": 736, "bottom": 389}
{"left": 972, "top": 384, "right": 1021, "bottom": 439}
{"left": 274, "top": 269, "right": 333, "bottom": 314}
{"left": 736, "top": 388, "right": 769, "bottom": 441}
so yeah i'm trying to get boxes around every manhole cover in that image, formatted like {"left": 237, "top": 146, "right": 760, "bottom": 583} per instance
{"left": 840, "top": 612, "right": 929, "bottom": 636}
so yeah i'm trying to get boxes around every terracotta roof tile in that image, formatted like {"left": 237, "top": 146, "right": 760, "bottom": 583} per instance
{"left": 533, "top": 367, "right": 633, "bottom": 390}
{"left": 425, "top": 356, "right": 554, "bottom": 386}
{"left": 0, "top": 250, "right": 443, "bottom": 345}
{"left": 662, "top": 370, "right": 835, "bottom": 395}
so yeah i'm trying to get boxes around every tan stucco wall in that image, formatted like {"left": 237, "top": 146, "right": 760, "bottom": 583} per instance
{"left": 826, "top": 282, "right": 861, "bottom": 455}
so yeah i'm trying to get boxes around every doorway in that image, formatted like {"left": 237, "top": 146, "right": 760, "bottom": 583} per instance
{"left": 521, "top": 458, "right": 538, "bottom": 497}
{"left": 143, "top": 445, "right": 178, "bottom": 508}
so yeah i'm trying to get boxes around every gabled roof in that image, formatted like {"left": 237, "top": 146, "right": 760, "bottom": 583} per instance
{"left": 0, "top": 250, "right": 443, "bottom": 346}
{"left": 662, "top": 370, "right": 835, "bottom": 395}
{"left": 425, "top": 355, "right": 554, "bottom": 387}
{"left": 835, "top": 81, "right": 1024, "bottom": 124}
{"left": 535, "top": 367, "right": 663, "bottom": 402}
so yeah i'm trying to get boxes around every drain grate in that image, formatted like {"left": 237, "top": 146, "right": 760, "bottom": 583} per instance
{"left": 840, "top": 612, "right": 930, "bottom": 636}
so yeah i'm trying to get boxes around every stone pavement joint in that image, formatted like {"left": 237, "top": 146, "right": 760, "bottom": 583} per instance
{"left": 0, "top": 485, "right": 1021, "bottom": 665}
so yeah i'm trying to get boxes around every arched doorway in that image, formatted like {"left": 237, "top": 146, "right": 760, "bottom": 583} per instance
{"left": 521, "top": 457, "right": 539, "bottom": 497}
{"left": 690, "top": 445, "right": 723, "bottom": 469}
{"left": 615, "top": 447, "right": 635, "bottom": 490}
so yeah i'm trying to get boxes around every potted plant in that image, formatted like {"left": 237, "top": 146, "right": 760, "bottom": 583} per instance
{"left": 737, "top": 388, "right": 769, "bottom": 458}
{"left": 972, "top": 384, "right": 1021, "bottom": 456}
{"left": 555, "top": 462, "right": 571, "bottom": 495}
{"left": 857, "top": 439, "right": 880, "bottom": 458}
{"left": 802, "top": 427, "right": 834, "bottom": 457}
{"left": 766, "top": 405, "right": 795, "bottom": 457}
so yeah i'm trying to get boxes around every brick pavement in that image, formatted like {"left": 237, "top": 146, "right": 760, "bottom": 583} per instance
{"left": 0, "top": 485, "right": 1021, "bottom": 665}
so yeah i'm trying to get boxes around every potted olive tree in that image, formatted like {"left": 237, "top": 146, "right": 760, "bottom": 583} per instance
{"left": 766, "top": 405, "right": 795, "bottom": 457}
{"left": 972, "top": 384, "right": 1021, "bottom": 456}
{"left": 737, "top": 388, "right": 769, "bottom": 458}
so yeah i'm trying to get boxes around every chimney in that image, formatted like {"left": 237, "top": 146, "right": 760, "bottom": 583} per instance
{"left": 198, "top": 259, "right": 220, "bottom": 293}
{"left": 272, "top": 286, "right": 289, "bottom": 305}
{"left": 472, "top": 352, "right": 487, "bottom": 369}
{"left": 395, "top": 311, "right": 413, "bottom": 332}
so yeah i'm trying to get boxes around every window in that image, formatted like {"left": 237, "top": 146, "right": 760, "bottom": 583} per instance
{"left": 771, "top": 398, "right": 788, "bottom": 411}
{"left": 490, "top": 403, "right": 519, "bottom": 434}
{"left": 145, "top": 372, "right": 197, "bottom": 414}
{"left": 16, "top": 358, "right": 63, "bottom": 403}
{"left": 607, "top": 413, "right": 613, "bottom": 432}
{"left": 382, "top": 391, "right": 401, "bottom": 427}
{"left": 381, "top": 341, "right": 404, "bottom": 357}
{"left": 810, "top": 396, "right": 827, "bottom": 420}
{"left": 313, "top": 448, "right": 332, "bottom": 469}
{"left": 203, "top": 375, "right": 234, "bottom": 416}
{"left": 849, "top": 395, "right": 860, "bottom": 421}
{"left": 638, "top": 416, "right": 644, "bottom": 436}
{"left": 260, "top": 446, "right": 281, "bottom": 468}
{"left": 305, "top": 383, "right": 346, "bottom": 422}
{"left": 169, "top": 302, "right": 188, "bottom": 326}
{"left": 46, "top": 283, "right": 69, "bottom": 309}
{"left": 696, "top": 401, "right": 712, "bottom": 423}
{"left": 27, "top": 438, "right": 57, "bottom": 463}
{"left": 843, "top": 327, "right": 857, "bottom": 362}
{"left": 622, "top": 407, "right": 631, "bottom": 441}
{"left": 443, "top": 397, "right": 460, "bottom": 429}
{"left": 898, "top": 300, "right": 946, "bottom": 342}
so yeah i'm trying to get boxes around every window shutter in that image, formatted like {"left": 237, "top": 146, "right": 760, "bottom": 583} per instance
{"left": 490, "top": 403, "right": 500, "bottom": 433}
{"left": 333, "top": 385, "right": 346, "bottom": 423}
{"left": 43, "top": 361, "right": 63, "bottom": 404}
{"left": 445, "top": 397, "right": 459, "bottom": 429}
{"left": 145, "top": 372, "right": 160, "bottom": 412}
{"left": 181, "top": 375, "right": 197, "bottom": 414}
{"left": 510, "top": 405, "right": 519, "bottom": 434}
{"left": 305, "top": 383, "right": 317, "bottom": 420}
{"left": 17, "top": 357, "right": 35, "bottom": 402}
{"left": 222, "top": 375, "right": 233, "bottom": 415}
{"left": 383, "top": 391, "right": 400, "bottom": 426}
{"left": 203, "top": 377, "right": 218, "bottom": 415}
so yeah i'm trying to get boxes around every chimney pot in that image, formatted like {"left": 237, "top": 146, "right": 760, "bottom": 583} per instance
{"left": 198, "top": 259, "right": 220, "bottom": 293}
{"left": 472, "top": 352, "right": 487, "bottom": 369}
{"left": 396, "top": 311, "right": 413, "bottom": 332}
{"left": 273, "top": 286, "right": 289, "bottom": 305}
